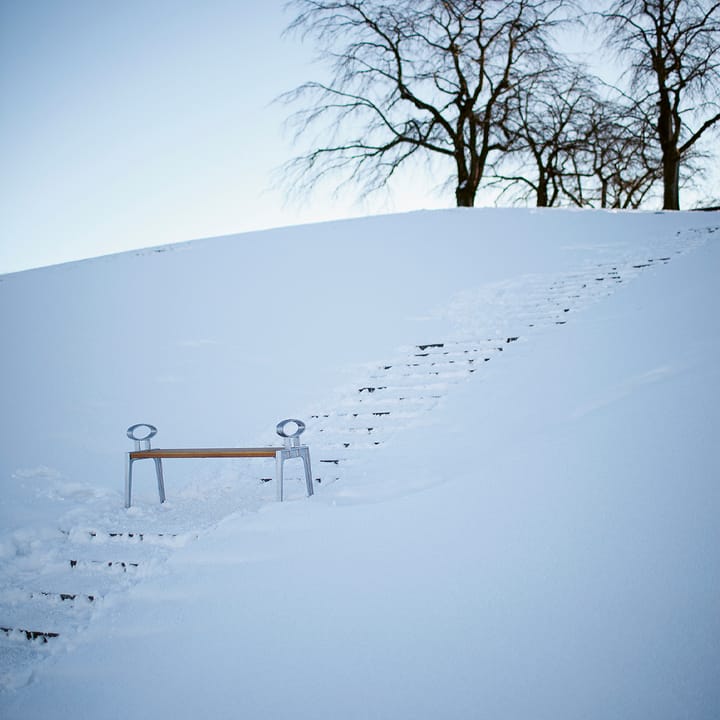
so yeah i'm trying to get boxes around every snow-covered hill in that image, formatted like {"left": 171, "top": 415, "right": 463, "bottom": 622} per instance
{"left": 1, "top": 208, "right": 719, "bottom": 719}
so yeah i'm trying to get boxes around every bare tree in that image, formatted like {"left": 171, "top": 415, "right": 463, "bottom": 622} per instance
{"left": 488, "top": 65, "right": 600, "bottom": 207}
{"left": 281, "top": 0, "right": 574, "bottom": 207}
{"left": 486, "top": 69, "right": 660, "bottom": 209}
{"left": 601, "top": 0, "right": 720, "bottom": 209}
{"left": 581, "top": 95, "right": 662, "bottom": 209}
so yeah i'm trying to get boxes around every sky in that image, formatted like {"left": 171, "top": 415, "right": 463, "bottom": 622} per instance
{"left": 1, "top": 1, "right": 717, "bottom": 275}
{"left": 0, "top": 0, "right": 447, "bottom": 274}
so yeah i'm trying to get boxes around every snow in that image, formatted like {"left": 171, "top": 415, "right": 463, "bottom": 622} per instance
{"left": 1, "top": 208, "right": 719, "bottom": 718}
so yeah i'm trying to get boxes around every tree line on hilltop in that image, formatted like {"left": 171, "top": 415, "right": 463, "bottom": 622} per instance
{"left": 279, "top": 0, "right": 720, "bottom": 211}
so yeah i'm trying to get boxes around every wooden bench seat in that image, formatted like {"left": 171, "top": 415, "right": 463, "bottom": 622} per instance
{"left": 130, "top": 448, "right": 284, "bottom": 460}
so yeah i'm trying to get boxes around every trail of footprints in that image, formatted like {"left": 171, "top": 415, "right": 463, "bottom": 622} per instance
{"left": 1, "top": 227, "right": 713, "bottom": 686}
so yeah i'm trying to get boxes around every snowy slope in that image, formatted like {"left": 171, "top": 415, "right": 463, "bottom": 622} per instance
{"left": 1, "top": 209, "right": 719, "bottom": 718}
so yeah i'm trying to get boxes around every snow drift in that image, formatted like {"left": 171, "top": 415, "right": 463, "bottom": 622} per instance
{"left": 1, "top": 208, "right": 718, "bottom": 719}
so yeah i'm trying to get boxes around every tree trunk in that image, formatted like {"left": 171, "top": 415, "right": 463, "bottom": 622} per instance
{"left": 658, "top": 87, "right": 680, "bottom": 210}
{"left": 662, "top": 150, "right": 680, "bottom": 210}
{"left": 536, "top": 174, "right": 549, "bottom": 207}
{"left": 455, "top": 181, "right": 476, "bottom": 207}
{"left": 455, "top": 147, "right": 482, "bottom": 207}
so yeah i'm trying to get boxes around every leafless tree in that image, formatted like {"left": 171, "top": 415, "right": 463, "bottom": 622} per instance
{"left": 579, "top": 94, "right": 662, "bottom": 209}
{"left": 280, "top": 0, "right": 575, "bottom": 207}
{"left": 488, "top": 66, "right": 600, "bottom": 207}
{"left": 486, "top": 68, "right": 661, "bottom": 209}
{"left": 601, "top": 0, "right": 720, "bottom": 209}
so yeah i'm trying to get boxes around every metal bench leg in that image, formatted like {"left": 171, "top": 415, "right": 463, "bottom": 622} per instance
{"left": 301, "top": 448, "right": 313, "bottom": 497}
{"left": 125, "top": 454, "right": 134, "bottom": 508}
{"left": 276, "top": 450, "right": 284, "bottom": 502}
{"left": 154, "top": 458, "right": 166, "bottom": 504}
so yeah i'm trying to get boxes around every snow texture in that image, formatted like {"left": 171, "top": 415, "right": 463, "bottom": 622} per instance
{"left": 1, "top": 208, "right": 719, "bottom": 719}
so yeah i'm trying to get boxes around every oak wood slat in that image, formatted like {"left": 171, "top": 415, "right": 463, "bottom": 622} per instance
{"left": 130, "top": 447, "right": 284, "bottom": 460}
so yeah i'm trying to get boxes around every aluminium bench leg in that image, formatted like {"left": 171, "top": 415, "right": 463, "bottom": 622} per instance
{"left": 301, "top": 448, "right": 313, "bottom": 498}
{"left": 154, "top": 458, "right": 166, "bottom": 504}
{"left": 276, "top": 450, "right": 284, "bottom": 502}
{"left": 125, "top": 454, "right": 134, "bottom": 508}
{"left": 275, "top": 449, "right": 313, "bottom": 501}
{"left": 125, "top": 456, "right": 165, "bottom": 507}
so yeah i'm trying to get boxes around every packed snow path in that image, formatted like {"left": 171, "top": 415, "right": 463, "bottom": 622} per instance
{"left": 0, "top": 219, "right": 716, "bottom": 692}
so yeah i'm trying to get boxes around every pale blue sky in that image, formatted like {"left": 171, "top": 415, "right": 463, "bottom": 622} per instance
{"left": 2, "top": 2, "right": 715, "bottom": 274}
{"left": 0, "top": 0, "right": 444, "bottom": 273}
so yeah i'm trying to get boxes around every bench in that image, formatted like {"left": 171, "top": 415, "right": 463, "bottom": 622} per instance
{"left": 124, "top": 419, "right": 313, "bottom": 508}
